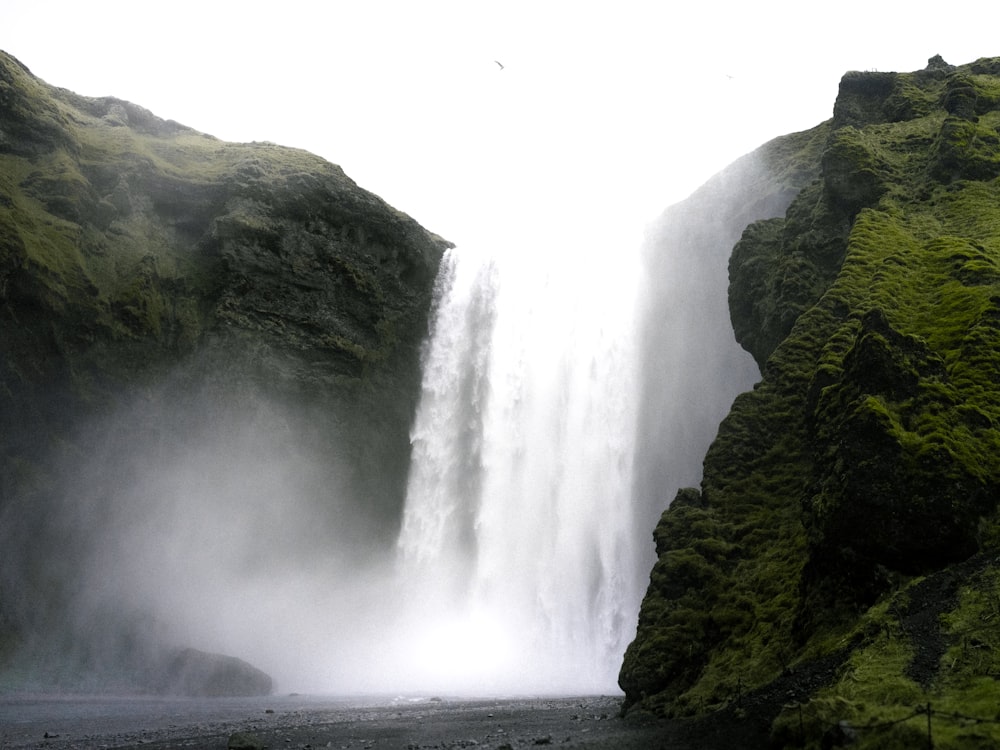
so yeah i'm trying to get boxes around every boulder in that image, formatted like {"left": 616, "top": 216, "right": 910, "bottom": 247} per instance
{"left": 228, "top": 731, "right": 266, "bottom": 750}
{"left": 151, "top": 647, "right": 273, "bottom": 697}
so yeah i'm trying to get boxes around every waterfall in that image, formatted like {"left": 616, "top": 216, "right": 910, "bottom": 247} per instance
{"left": 396, "top": 242, "right": 642, "bottom": 694}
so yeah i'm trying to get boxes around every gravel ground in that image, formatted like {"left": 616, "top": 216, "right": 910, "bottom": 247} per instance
{"left": 0, "top": 694, "right": 682, "bottom": 750}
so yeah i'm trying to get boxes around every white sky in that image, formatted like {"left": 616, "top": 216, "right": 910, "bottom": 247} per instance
{"left": 3, "top": 2, "right": 998, "bottom": 253}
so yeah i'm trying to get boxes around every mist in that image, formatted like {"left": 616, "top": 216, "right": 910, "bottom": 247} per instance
{"left": 0, "top": 134, "right": 801, "bottom": 700}
{"left": 395, "top": 233, "right": 642, "bottom": 693}
{"left": 0, "top": 370, "right": 389, "bottom": 693}
{"left": 631, "top": 148, "right": 798, "bottom": 539}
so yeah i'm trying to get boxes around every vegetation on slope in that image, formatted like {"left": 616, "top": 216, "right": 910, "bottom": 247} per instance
{"left": 622, "top": 54, "right": 1000, "bottom": 748}
{"left": 0, "top": 50, "right": 446, "bottom": 391}
{"left": 0, "top": 50, "right": 448, "bottom": 687}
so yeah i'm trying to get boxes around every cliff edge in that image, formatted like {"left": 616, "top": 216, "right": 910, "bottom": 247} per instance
{"left": 622, "top": 54, "right": 1000, "bottom": 748}
{"left": 0, "top": 50, "right": 449, "bottom": 690}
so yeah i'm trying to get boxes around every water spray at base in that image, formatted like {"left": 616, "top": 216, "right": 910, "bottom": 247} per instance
{"left": 394, "top": 243, "right": 643, "bottom": 694}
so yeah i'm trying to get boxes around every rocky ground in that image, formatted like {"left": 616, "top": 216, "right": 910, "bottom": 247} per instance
{"left": 6, "top": 682, "right": 855, "bottom": 750}
{"left": 0, "top": 694, "right": 692, "bottom": 750}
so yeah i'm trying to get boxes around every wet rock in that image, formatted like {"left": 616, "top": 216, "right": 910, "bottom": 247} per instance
{"left": 0, "top": 48, "right": 450, "bottom": 693}
{"left": 228, "top": 731, "right": 266, "bottom": 750}
{"left": 821, "top": 720, "right": 857, "bottom": 749}
{"left": 151, "top": 647, "right": 273, "bottom": 697}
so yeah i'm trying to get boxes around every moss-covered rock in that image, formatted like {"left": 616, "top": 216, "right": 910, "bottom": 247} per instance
{"left": 623, "top": 54, "right": 1000, "bottom": 747}
{"left": 149, "top": 647, "right": 273, "bottom": 697}
{"left": 0, "top": 50, "right": 449, "bottom": 688}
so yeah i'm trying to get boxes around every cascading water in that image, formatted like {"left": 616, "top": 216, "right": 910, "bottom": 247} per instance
{"left": 396, "top": 242, "right": 642, "bottom": 694}
{"left": 0, "top": 144, "right": 774, "bottom": 697}
{"left": 391, "top": 150, "right": 780, "bottom": 695}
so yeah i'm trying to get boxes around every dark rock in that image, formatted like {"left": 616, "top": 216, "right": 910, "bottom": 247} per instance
{"left": 832, "top": 71, "right": 898, "bottom": 129}
{"left": 151, "top": 648, "right": 273, "bottom": 697}
{"left": 821, "top": 126, "right": 887, "bottom": 214}
{"left": 0, "top": 47, "right": 449, "bottom": 687}
{"left": 624, "top": 54, "right": 1000, "bottom": 742}
{"left": 820, "top": 720, "right": 857, "bottom": 749}
{"left": 925, "top": 54, "right": 953, "bottom": 72}
{"left": 798, "top": 304, "right": 998, "bottom": 626}
{"left": 228, "top": 731, "right": 266, "bottom": 750}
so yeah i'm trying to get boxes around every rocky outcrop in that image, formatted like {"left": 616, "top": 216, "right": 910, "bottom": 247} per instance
{"left": 623, "top": 55, "right": 1000, "bottom": 747}
{"left": 149, "top": 648, "right": 273, "bottom": 697}
{"left": 0, "top": 50, "right": 448, "bottom": 689}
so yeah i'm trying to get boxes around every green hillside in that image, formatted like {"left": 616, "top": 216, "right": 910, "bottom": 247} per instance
{"left": 622, "top": 54, "right": 1000, "bottom": 749}
{"left": 0, "top": 50, "right": 448, "bottom": 689}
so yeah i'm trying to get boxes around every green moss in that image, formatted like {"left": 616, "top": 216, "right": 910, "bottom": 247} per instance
{"left": 625, "top": 54, "right": 1000, "bottom": 736}
{"left": 822, "top": 126, "right": 891, "bottom": 211}
{"left": 0, "top": 50, "right": 451, "bottom": 681}
{"left": 769, "top": 564, "right": 1000, "bottom": 748}
{"left": 931, "top": 113, "right": 1000, "bottom": 182}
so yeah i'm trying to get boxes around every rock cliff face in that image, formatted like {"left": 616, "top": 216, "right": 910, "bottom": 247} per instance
{"left": 622, "top": 55, "right": 1000, "bottom": 747}
{"left": 0, "top": 51, "right": 448, "bottom": 690}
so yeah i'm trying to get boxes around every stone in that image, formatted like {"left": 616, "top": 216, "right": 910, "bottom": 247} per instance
{"left": 151, "top": 648, "right": 273, "bottom": 697}
{"left": 228, "top": 731, "right": 266, "bottom": 750}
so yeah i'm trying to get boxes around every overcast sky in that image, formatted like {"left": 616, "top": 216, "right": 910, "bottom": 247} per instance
{"left": 4, "top": 1, "right": 998, "bottom": 253}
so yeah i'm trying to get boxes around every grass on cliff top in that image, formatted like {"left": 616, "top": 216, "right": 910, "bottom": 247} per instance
{"left": 1, "top": 59, "right": 356, "bottom": 336}
{"left": 0, "top": 154, "right": 92, "bottom": 300}
{"left": 0, "top": 145, "right": 194, "bottom": 340}
{"left": 2, "top": 55, "right": 434, "bottom": 387}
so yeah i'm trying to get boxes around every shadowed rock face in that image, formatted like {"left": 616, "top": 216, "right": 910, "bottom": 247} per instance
{"left": 150, "top": 648, "right": 273, "bottom": 697}
{"left": 622, "top": 54, "right": 1000, "bottom": 742}
{"left": 0, "top": 50, "right": 449, "bottom": 689}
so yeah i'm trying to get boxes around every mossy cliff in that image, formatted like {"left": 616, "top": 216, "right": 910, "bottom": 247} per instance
{"left": 621, "top": 55, "right": 1000, "bottom": 748}
{"left": 0, "top": 51, "right": 448, "bottom": 686}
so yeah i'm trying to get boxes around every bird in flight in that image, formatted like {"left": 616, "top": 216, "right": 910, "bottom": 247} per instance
{"left": 495, "top": 60, "right": 504, "bottom": 71}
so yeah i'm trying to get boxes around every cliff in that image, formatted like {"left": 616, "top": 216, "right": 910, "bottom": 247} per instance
{"left": 0, "top": 50, "right": 448, "bottom": 689}
{"left": 622, "top": 55, "right": 1000, "bottom": 748}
